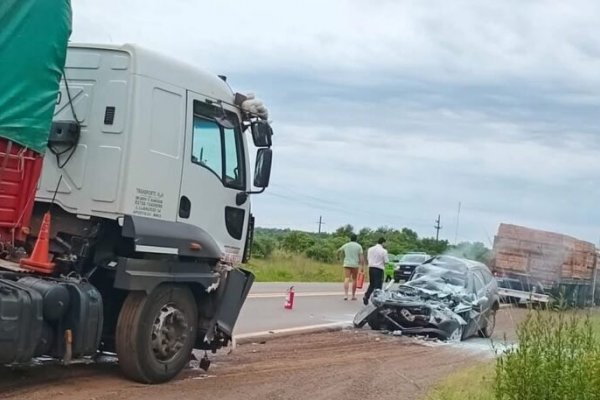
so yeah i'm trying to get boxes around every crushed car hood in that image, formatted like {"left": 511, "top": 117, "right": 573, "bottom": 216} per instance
{"left": 382, "top": 265, "right": 476, "bottom": 304}
{"left": 355, "top": 265, "right": 478, "bottom": 330}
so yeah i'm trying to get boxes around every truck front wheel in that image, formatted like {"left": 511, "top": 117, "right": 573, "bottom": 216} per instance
{"left": 116, "top": 285, "right": 198, "bottom": 383}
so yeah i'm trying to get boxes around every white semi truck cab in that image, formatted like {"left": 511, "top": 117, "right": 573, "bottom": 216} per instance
{"left": 43, "top": 43, "right": 271, "bottom": 264}
{"left": 0, "top": 43, "right": 273, "bottom": 383}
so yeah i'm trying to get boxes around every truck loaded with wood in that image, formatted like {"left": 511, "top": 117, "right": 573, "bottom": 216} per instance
{"left": 0, "top": 0, "right": 273, "bottom": 383}
{"left": 491, "top": 223, "right": 598, "bottom": 307}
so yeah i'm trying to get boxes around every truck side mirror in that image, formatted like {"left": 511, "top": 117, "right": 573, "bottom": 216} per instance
{"left": 251, "top": 120, "right": 273, "bottom": 147}
{"left": 254, "top": 148, "right": 272, "bottom": 188}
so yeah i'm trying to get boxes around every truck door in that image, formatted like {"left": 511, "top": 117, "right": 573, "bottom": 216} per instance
{"left": 178, "top": 91, "right": 250, "bottom": 263}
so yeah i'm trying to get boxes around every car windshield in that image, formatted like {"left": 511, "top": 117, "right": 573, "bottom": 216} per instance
{"left": 407, "top": 264, "right": 468, "bottom": 292}
{"left": 400, "top": 254, "right": 428, "bottom": 263}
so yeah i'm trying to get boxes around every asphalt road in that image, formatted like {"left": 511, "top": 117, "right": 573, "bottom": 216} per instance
{"left": 235, "top": 282, "right": 367, "bottom": 335}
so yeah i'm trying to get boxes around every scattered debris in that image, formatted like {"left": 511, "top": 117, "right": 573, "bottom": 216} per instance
{"left": 192, "top": 374, "right": 216, "bottom": 380}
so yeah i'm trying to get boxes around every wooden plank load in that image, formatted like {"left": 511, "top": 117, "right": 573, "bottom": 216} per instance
{"left": 492, "top": 223, "right": 598, "bottom": 286}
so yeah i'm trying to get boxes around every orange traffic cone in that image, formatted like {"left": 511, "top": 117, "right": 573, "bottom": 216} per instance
{"left": 20, "top": 211, "right": 55, "bottom": 274}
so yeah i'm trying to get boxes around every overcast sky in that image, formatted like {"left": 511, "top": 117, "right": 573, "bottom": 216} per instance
{"left": 73, "top": 0, "right": 600, "bottom": 245}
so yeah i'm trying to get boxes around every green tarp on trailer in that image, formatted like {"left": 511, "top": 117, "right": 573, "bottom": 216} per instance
{"left": 0, "top": 0, "right": 72, "bottom": 154}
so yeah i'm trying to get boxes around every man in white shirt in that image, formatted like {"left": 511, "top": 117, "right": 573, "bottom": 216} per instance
{"left": 363, "top": 237, "right": 389, "bottom": 305}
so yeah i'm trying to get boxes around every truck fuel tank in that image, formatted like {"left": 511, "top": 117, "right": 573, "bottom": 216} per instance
{"left": 0, "top": 279, "right": 44, "bottom": 364}
{"left": 18, "top": 276, "right": 70, "bottom": 321}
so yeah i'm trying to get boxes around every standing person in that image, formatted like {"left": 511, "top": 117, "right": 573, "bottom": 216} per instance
{"left": 363, "top": 237, "right": 389, "bottom": 305}
{"left": 337, "top": 234, "right": 364, "bottom": 301}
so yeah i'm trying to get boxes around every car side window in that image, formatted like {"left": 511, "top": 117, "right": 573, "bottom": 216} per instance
{"left": 479, "top": 269, "right": 492, "bottom": 284}
{"left": 473, "top": 272, "right": 485, "bottom": 294}
{"left": 192, "top": 117, "right": 222, "bottom": 180}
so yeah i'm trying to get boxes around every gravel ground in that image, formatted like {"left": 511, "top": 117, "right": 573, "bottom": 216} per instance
{"left": 0, "top": 308, "right": 527, "bottom": 400}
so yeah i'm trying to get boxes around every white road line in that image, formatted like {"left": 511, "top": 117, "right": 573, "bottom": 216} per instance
{"left": 232, "top": 321, "right": 353, "bottom": 348}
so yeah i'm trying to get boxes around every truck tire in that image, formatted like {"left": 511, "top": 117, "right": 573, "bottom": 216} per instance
{"left": 116, "top": 285, "right": 198, "bottom": 383}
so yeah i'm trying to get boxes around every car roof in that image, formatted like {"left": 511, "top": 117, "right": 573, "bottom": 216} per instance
{"left": 425, "top": 255, "right": 491, "bottom": 273}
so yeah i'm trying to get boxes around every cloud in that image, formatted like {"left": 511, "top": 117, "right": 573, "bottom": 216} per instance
{"left": 71, "top": 0, "right": 600, "bottom": 244}
{"left": 73, "top": 1, "right": 600, "bottom": 83}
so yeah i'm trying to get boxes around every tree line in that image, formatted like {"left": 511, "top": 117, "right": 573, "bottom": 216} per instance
{"left": 250, "top": 224, "right": 492, "bottom": 265}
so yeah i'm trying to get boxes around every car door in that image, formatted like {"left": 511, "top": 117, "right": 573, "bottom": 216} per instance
{"left": 472, "top": 269, "right": 493, "bottom": 330}
{"left": 178, "top": 92, "right": 250, "bottom": 263}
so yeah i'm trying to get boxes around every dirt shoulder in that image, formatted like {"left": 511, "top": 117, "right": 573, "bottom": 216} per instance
{"left": 0, "top": 308, "right": 527, "bottom": 400}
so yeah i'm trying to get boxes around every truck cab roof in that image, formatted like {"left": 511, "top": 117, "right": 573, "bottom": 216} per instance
{"left": 68, "top": 43, "right": 235, "bottom": 104}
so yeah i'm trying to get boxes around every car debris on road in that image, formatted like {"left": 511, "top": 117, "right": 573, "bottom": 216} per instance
{"left": 353, "top": 255, "right": 500, "bottom": 342}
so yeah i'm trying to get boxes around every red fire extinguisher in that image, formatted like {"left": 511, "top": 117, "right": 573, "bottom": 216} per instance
{"left": 356, "top": 271, "right": 365, "bottom": 289}
{"left": 284, "top": 286, "right": 295, "bottom": 309}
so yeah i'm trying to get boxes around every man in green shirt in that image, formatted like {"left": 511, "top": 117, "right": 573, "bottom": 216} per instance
{"left": 337, "top": 234, "right": 364, "bottom": 301}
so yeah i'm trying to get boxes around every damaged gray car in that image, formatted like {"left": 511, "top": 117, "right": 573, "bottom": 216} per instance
{"left": 354, "top": 255, "right": 500, "bottom": 341}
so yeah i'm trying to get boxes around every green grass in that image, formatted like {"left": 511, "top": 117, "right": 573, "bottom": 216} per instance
{"left": 244, "top": 250, "right": 345, "bottom": 282}
{"left": 426, "top": 363, "right": 495, "bottom": 400}
{"left": 427, "top": 309, "right": 600, "bottom": 400}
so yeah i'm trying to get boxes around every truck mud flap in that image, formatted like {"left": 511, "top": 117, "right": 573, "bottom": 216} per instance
{"left": 214, "top": 268, "right": 255, "bottom": 338}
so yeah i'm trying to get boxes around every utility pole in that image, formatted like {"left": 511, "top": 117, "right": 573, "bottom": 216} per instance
{"left": 434, "top": 214, "right": 442, "bottom": 241}
{"left": 317, "top": 216, "right": 324, "bottom": 234}
{"left": 454, "top": 201, "right": 461, "bottom": 244}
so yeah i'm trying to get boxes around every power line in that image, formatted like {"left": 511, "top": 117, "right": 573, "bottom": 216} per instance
{"left": 263, "top": 190, "right": 431, "bottom": 226}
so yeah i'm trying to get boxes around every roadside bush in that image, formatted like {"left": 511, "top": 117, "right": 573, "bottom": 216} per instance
{"left": 252, "top": 236, "right": 276, "bottom": 258}
{"left": 495, "top": 309, "right": 600, "bottom": 400}
{"left": 281, "top": 231, "right": 315, "bottom": 253}
{"left": 304, "top": 242, "right": 335, "bottom": 263}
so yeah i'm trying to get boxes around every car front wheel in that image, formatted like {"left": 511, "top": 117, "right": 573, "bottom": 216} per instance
{"left": 366, "top": 312, "right": 385, "bottom": 330}
{"left": 479, "top": 308, "right": 496, "bottom": 338}
{"left": 446, "top": 325, "right": 464, "bottom": 342}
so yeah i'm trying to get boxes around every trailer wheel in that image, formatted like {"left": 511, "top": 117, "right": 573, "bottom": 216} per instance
{"left": 116, "top": 285, "right": 198, "bottom": 384}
